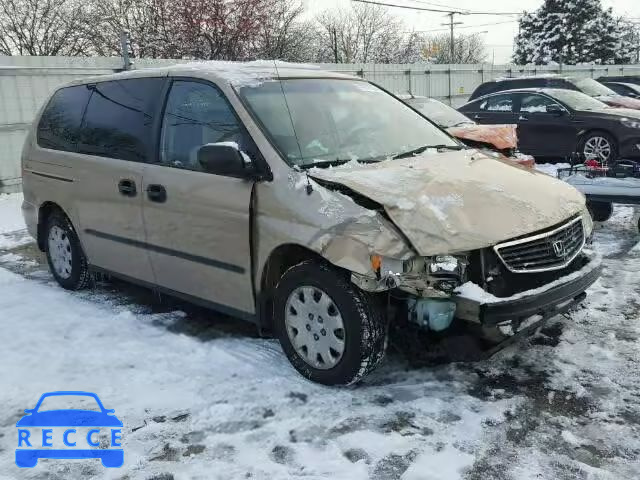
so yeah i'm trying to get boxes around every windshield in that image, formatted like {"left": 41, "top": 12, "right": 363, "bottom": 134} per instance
{"left": 405, "top": 97, "right": 473, "bottom": 128}
{"left": 37, "top": 395, "right": 101, "bottom": 412}
{"left": 238, "top": 79, "right": 458, "bottom": 168}
{"left": 550, "top": 89, "right": 609, "bottom": 111}
{"left": 570, "top": 78, "right": 618, "bottom": 97}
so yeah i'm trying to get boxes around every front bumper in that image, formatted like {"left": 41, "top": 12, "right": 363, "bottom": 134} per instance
{"left": 453, "top": 251, "right": 602, "bottom": 326}
{"left": 619, "top": 137, "right": 640, "bottom": 159}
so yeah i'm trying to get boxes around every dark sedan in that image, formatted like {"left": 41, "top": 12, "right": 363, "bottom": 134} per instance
{"left": 602, "top": 82, "right": 640, "bottom": 99}
{"left": 458, "top": 88, "right": 640, "bottom": 163}
{"left": 469, "top": 75, "right": 640, "bottom": 110}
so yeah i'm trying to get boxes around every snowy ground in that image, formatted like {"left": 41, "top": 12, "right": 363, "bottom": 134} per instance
{"left": 1, "top": 192, "right": 639, "bottom": 480}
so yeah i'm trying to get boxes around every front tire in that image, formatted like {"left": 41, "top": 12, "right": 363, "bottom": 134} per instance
{"left": 274, "top": 261, "right": 387, "bottom": 385}
{"left": 579, "top": 131, "right": 617, "bottom": 165}
{"left": 587, "top": 201, "right": 613, "bottom": 222}
{"left": 44, "top": 211, "right": 91, "bottom": 290}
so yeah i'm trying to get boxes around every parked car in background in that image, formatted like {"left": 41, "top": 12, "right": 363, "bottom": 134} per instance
{"left": 601, "top": 82, "right": 640, "bottom": 99}
{"left": 596, "top": 75, "right": 640, "bottom": 86}
{"left": 459, "top": 88, "right": 640, "bottom": 163}
{"left": 400, "top": 94, "right": 535, "bottom": 167}
{"left": 22, "top": 63, "right": 600, "bottom": 385}
{"left": 469, "top": 75, "right": 640, "bottom": 110}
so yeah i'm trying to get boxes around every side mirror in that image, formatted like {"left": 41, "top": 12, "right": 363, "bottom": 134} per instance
{"left": 197, "top": 143, "right": 252, "bottom": 178}
{"left": 546, "top": 104, "right": 565, "bottom": 115}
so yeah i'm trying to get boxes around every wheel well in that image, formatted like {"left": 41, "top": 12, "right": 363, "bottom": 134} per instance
{"left": 36, "top": 202, "right": 65, "bottom": 251}
{"left": 258, "top": 244, "right": 329, "bottom": 331}
{"left": 578, "top": 129, "right": 618, "bottom": 149}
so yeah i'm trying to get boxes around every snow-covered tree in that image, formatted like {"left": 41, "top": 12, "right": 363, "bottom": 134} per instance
{"left": 513, "top": 0, "right": 631, "bottom": 65}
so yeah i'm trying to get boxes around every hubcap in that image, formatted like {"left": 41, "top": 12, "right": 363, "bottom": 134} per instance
{"left": 47, "top": 225, "right": 73, "bottom": 279}
{"left": 285, "top": 286, "right": 345, "bottom": 370}
{"left": 584, "top": 136, "right": 612, "bottom": 163}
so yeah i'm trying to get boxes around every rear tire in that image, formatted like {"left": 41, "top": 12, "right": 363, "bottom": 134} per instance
{"left": 274, "top": 261, "right": 387, "bottom": 385}
{"left": 587, "top": 201, "right": 613, "bottom": 222}
{"left": 44, "top": 211, "right": 91, "bottom": 290}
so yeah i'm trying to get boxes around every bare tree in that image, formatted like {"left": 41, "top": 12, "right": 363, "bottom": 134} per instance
{"left": 86, "top": 0, "right": 180, "bottom": 58}
{"left": 0, "top": 0, "right": 92, "bottom": 55}
{"left": 177, "top": 0, "right": 275, "bottom": 60}
{"left": 253, "top": 0, "right": 316, "bottom": 62}
{"left": 424, "top": 32, "right": 487, "bottom": 64}
{"left": 315, "top": 4, "right": 411, "bottom": 63}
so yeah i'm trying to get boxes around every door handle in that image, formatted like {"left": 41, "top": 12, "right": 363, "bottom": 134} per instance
{"left": 518, "top": 115, "right": 529, "bottom": 121}
{"left": 146, "top": 184, "right": 167, "bottom": 203}
{"left": 118, "top": 179, "right": 137, "bottom": 197}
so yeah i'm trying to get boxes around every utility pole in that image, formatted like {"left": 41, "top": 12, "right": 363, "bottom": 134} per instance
{"left": 120, "top": 30, "right": 132, "bottom": 71}
{"left": 442, "top": 13, "right": 463, "bottom": 63}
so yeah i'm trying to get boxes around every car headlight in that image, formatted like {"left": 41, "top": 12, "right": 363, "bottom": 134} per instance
{"left": 621, "top": 117, "right": 640, "bottom": 129}
{"left": 582, "top": 207, "right": 594, "bottom": 237}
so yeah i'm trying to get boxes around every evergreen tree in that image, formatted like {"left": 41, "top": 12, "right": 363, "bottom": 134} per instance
{"left": 513, "top": 0, "right": 632, "bottom": 65}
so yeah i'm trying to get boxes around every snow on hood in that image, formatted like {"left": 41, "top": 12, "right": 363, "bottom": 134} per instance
{"left": 596, "top": 95, "right": 640, "bottom": 110}
{"left": 445, "top": 124, "right": 518, "bottom": 150}
{"left": 309, "top": 151, "right": 586, "bottom": 256}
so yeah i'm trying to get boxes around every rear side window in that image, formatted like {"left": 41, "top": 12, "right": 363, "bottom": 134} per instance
{"left": 78, "top": 78, "right": 165, "bottom": 162}
{"left": 479, "top": 94, "right": 515, "bottom": 112}
{"left": 37, "top": 86, "right": 90, "bottom": 152}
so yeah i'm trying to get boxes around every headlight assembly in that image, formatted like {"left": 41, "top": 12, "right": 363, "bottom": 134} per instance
{"left": 621, "top": 117, "right": 640, "bottom": 129}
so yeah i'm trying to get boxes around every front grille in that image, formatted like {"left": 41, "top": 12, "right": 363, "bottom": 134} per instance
{"left": 494, "top": 217, "right": 585, "bottom": 273}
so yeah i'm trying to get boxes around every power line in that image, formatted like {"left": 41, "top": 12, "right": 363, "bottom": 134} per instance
{"left": 409, "top": 19, "right": 519, "bottom": 33}
{"left": 351, "top": 0, "right": 522, "bottom": 16}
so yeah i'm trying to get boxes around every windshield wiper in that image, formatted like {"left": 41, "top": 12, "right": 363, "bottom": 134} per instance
{"left": 393, "top": 144, "right": 463, "bottom": 160}
{"left": 299, "top": 159, "right": 351, "bottom": 169}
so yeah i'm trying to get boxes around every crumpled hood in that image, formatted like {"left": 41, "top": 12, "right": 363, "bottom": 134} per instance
{"left": 446, "top": 124, "right": 518, "bottom": 150}
{"left": 596, "top": 95, "right": 640, "bottom": 110}
{"left": 309, "top": 152, "right": 586, "bottom": 256}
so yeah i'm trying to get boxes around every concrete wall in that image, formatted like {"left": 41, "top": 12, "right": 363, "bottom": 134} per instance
{"left": 2, "top": 55, "right": 640, "bottom": 192}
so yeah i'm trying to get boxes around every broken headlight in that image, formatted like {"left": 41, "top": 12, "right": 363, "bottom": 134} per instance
{"left": 427, "top": 255, "right": 467, "bottom": 293}
{"left": 370, "top": 254, "right": 467, "bottom": 294}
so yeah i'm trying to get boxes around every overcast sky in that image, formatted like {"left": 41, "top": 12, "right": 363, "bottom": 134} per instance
{"left": 302, "top": 0, "right": 640, "bottom": 64}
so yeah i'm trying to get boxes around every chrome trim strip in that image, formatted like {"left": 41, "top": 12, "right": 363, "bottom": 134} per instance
{"left": 493, "top": 216, "right": 585, "bottom": 273}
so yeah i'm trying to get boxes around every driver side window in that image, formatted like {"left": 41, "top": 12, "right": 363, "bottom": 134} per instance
{"left": 520, "top": 94, "right": 561, "bottom": 114}
{"left": 160, "top": 80, "right": 244, "bottom": 171}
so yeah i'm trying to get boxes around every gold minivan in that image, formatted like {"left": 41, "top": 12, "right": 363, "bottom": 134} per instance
{"left": 21, "top": 62, "right": 601, "bottom": 385}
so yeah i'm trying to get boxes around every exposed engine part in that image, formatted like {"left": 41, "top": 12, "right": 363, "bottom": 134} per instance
{"left": 354, "top": 254, "right": 469, "bottom": 297}
{"left": 407, "top": 298, "right": 456, "bottom": 331}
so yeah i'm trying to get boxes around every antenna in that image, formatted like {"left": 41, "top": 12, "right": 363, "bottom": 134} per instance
{"left": 272, "top": 60, "right": 312, "bottom": 194}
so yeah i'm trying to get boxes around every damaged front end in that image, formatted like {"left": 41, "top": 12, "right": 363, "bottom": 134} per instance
{"left": 352, "top": 213, "right": 601, "bottom": 339}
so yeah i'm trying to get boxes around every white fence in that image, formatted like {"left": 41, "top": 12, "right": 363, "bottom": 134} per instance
{"left": 2, "top": 55, "right": 640, "bottom": 192}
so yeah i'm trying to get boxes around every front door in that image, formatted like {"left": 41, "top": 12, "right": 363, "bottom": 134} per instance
{"left": 516, "top": 93, "right": 579, "bottom": 158}
{"left": 141, "top": 79, "right": 256, "bottom": 317}
{"left": 74, "top": 77, "right": 165, "bottom": 282}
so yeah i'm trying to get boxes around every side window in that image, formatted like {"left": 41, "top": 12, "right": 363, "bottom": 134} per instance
{"left": 78, "top": 78, "right": 164, "bottom": 162}
{"left": 479, "top": 94, "right": 515, "bottom": 112}
{"left": 520, "top": 94, "right": 561, "bottom": 113}
{"left": 37, "top": 86, "right": 90, "bottom": 152}
{"left": 159, "top": 81, "right": 245, "bottom": 171}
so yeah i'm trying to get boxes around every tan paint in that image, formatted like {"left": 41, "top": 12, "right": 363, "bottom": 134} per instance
{"left": 309, "top": 151, "right": 586, "bottom": 256}
{"left": 21, "top": 63, "right": 588, "bottom": 319}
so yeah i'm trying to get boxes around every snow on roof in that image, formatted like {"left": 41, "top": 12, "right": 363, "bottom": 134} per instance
{"left": 67, "top": 60, "right": 350, "bottom": 89}
{"left": 493, "top": 73, "right": 566, "bottom": 81}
